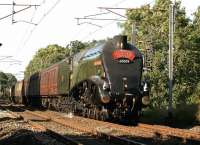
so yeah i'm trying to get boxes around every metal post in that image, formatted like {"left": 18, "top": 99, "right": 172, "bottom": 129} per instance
{"left": 131, "top": 22, "right": 136, "bottom": 45}
{"left": 12, "top": 1, "right": 15, "bottom": 24}
{"left": 168, "top": 3, "right": 174, "bottom": 118}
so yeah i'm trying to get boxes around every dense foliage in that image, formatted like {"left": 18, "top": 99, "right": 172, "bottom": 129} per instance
{"left": 0, "top": 72, "right": 17, "bottom": 97}
{"left": 24, "top": 44, "right": 69, "bottom": 77}
{"left": 121, "top": 0, "right": 200, "bottom": 108}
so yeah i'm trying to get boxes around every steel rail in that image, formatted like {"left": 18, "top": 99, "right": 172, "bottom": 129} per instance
{"left": 4, "top": 104, "right": 200, "bottom": 144}
{"left": 0, "top": 104, "right": 82, "bottom": 145}
{"left": 5, "top": 105, "right": 148, "bottom": 145}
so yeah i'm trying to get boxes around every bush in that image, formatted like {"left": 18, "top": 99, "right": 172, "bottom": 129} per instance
{"left": 173, "top": 104, "right": 199, "bottom": 126}
{"left": 140, "top": 103, "right": 200, "bottom": 127}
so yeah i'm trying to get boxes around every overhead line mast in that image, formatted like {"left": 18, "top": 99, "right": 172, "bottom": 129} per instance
{"left": 0, "top": 2, "right": 40, "bottom": 24}
{"left": 168, "top": 2, "right": 175, "bottom": 120}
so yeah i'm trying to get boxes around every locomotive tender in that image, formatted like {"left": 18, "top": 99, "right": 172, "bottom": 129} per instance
{"left": 12, "top": 35, "right": 149, "bottom": 122}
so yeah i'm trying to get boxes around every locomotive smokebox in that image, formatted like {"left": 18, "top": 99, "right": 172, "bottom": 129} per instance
{"left": 113, "top": 35, "right": 128, "bottom": 50}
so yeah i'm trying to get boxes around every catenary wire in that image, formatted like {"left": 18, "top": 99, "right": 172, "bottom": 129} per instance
{"left": 21, "top": 0, "right": 61, "bottom": 49}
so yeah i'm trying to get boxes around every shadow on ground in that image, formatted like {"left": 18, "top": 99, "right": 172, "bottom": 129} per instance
{"left": 2, "top": 103, "right": 200, "bottom": 129}
{"left": 0, "top": 128, "right": 199, "bottom": 145}
{"left": 140, "top": 103, "right": 200, "bottom": 128}
{"left": 0, "top": 104, "right": 26, "bottom": 112}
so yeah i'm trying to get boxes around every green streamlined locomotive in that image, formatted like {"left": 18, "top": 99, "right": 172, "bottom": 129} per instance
{"left": 12, "top": 35, "right": 149, "bottom": 123}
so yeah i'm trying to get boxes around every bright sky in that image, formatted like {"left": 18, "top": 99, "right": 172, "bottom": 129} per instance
{"left": 0, "top": 0, "right": 199, "bottom": 80}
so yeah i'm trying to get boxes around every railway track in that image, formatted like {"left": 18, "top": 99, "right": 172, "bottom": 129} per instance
{"left": 138, "top": 123, "right": 200, "bottom": 142}
{"left": 1, "top": 104, "right": 200, "bottom": 144}
{"left": 27, "top": 122, "right": 83, "bottom": 145}
{"left": 27, "top": 108, "right": 200, "bottom": 143}
{"left": 0, "top": 104, "right": 146, "bottom": 145}
{"left": 0, "top": 105, "right": 83, "bottom": 145}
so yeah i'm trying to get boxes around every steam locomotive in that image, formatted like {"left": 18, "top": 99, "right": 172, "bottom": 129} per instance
{"left": 11, "top": 35, "right": 149, "bottom": 123}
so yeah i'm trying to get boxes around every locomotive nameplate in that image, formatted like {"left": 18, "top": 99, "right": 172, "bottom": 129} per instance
{"left": 112, "top": 50, "right": 135, "bottom": 64}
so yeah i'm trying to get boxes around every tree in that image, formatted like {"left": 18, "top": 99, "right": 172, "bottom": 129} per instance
{"left": 0, "top": 71, "right": 8, "bottom": 97}
{"left": 67, "top": 40, "right": 87, "bottom": 54}
{"left": 66, "top": 39, "right": 106, "bottom": 55}
{"left": 25, "top": 44, "right": 69, "bottom": 77}
{"left": 5, "top": 73, "right": 17, "bottom": 88}
{"left": 186, "top": 6, "right": 200, "bottom": 103}
{"left": 121, "top": 0, "right": 199, "bottom": 108}
{"left": 0, "top": 71, "right": 8, "bottom": 87}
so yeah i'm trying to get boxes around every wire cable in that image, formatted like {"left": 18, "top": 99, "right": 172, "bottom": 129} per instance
{"left": 72, "top": 0, "right": 128, "bottom": 42}
{"left": 15, "top": 0, "right": 46, "bottom": 57}
{"left": 22, "top": 0, "right": 61, "bottom": 48}
{"left": 80, "top": 19, "right": 118, "bottom": 41}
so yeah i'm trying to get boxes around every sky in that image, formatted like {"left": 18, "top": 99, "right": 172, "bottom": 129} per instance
{"left": 0, "top": 0, "right": 199, "bottom": 80}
